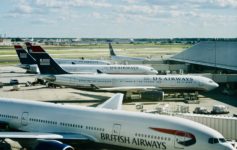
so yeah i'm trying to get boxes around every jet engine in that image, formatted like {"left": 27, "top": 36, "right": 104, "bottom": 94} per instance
{"left": 0, "top": 121, "right": 9, "bottom": 131}
{"left": 35, "top": 140, "right": 74, "bottom": 150}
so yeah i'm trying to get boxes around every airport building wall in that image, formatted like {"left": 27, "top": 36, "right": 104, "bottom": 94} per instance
{"left": 176, "top": 114, "right": 237, "bottom": 140}
{"left": 169, "top": 41, "right": 237, "bottom": 71}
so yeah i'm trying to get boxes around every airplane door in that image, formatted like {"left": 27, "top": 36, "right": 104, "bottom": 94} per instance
{"left": 112, "top": 124, "right": 121, "bottom": 135}
{"left": 174, "top": 131, "right": 185, "bottom": 149}
{"left": 21, "top": 112, "right": 29, "bottom": 126}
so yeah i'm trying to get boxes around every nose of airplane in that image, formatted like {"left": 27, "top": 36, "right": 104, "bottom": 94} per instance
{"left": 153, "top": 70, "right": 158, "bottom": 74}
{"left": 208, "top": 82, "right": 219, "bottom": 91}
{"left": 224, "top": 144, "right": 235, "bottom": 150}
{"left": 213, "top": 82, "right": 219, "bottom": 88}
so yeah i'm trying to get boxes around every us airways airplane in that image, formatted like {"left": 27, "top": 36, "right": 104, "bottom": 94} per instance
{"left": 0, "top": 94, "right": 233, "bottom": 150}
{"left": 25, "top": 42, "right": 111, "bottom": 65}
{"left": 109, "top": 43, "right": 149, "bottom": 61}
{"left": 33, "top": 49, "right": 218, "bottom": 97}
{"left": 30, "top": 44, "right": 158, "bottom": 75}
{"left": 14, "top": 45, "right": 109, "bottom": 73}
{"left": 14, "top": 45, "right": 38, "bottom": 72}
{"left": 15, "top": 45, "right": 157, "bottom": 75}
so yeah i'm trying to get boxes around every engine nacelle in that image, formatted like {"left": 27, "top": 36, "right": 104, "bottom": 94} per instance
{"left": 35, "top": 140, "right": 74, "bottom": 150}
{"left": 0, "top": 121, "right": 9, "bottom": 131}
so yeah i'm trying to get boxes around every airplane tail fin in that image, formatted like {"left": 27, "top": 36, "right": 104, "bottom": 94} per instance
{"left": 31, "top": 45, "right": 69, "bottom": 74}
{"left": 25, "top": 42, "right": 33, "bottom": 53}
{"left": 109, "top": 43, "right": 116, "bottom": 56}
{"left": 97, "top": 93, "right": 124, "bottom": 110}
{"left": 14, "top": 45, "right": 36, "bottom": 65}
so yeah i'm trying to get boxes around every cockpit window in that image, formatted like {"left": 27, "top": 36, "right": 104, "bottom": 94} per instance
{"left": 219, "top": 138, "right": 226, "bottom": 143}
{"left": 208, "top": 80, "right": 213, "bottom": 83}
{"left": 208, "top": 138, "right": 219, "bottom": 144}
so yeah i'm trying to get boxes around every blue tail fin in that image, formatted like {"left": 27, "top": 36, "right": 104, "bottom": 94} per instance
{"left": 25, "top": 42, "right": 39, "bottom": 59}
{"left": 109, "top": 43, "right": 116, "bottom": 56}
{"left": 31, "top": 45, "right": 69, "bottom": 75}
{"left": 14, "top": 45, "right": 36, "bottom": 65}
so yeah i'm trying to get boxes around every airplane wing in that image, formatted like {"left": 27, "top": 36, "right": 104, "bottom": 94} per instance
{"left": 91, "top": 85, "right": 157, "bottom": 92}
{"left": 97, "top": 93, "right": 124, "bottom": 110}
{"left": 0, "top": 132, "right": 90, "bottom": 140}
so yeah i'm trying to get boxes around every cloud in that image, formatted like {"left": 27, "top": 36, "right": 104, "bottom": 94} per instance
{"left": 10, "top": 0, "right": 32, "bottom": 15}
{"left": 30, "top": 17, "right": 57, "bottom": 25}
{"left": 209, "top": 0, "right": 237, "bottom": 8}
{"left": 35, "top": 0, "right": 111, "bottom": 8}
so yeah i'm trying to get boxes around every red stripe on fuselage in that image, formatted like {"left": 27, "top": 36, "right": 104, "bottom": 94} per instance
{"left": 150, "top": 127, "right": 195, "bottom": 139}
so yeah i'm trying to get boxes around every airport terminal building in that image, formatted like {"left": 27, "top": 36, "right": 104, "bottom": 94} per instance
{"left": 168, "top": 41, "right": 237, "bottom": 94}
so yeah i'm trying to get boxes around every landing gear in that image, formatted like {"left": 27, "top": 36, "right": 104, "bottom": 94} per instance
{"left": 183, "top": 91, "right": 199, "bottom": 100}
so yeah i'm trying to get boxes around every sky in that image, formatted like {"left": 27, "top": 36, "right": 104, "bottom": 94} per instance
{"left": 0, "top": 0, "right": 237, "bottom": 38}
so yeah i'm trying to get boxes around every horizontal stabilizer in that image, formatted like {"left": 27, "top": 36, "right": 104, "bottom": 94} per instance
{"left": 97, "top": 70, "right": 103, "bottom": 74}
{"left": 97, "top": 93, "right": 124, "bottom": 110}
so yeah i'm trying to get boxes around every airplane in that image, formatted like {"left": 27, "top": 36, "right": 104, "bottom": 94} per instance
{"left": 0, "top": 94, "right": 233, "bottom": 150}
{"left": 14, "top": 45, "right": 39, "bottom": 73}
{"left": 14, "top": 45, "right": 109, "bottom": 73}
{"left": 109, "top": 43, "right": 149, "bottom": 61}
{"left": 15, "top": 45, "right": 158, "bottom": 75}
{"left": 30, "top": 44, "right": 158, "bottom": 75}
{"left": 32, "top": 48, "right": 219, "bottom": 98}
{"left": 25, "top": 42, "right": 111, "bottom": 65}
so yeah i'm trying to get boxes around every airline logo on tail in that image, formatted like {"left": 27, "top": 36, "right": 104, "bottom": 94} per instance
{"left": 20, "top": 53, "right": 27, "bottom": 58}
{"left": 40, "top": 59, "right": 50, "bottom": 66}
{"left": 150, "top": 127, "right": 196, "bottom": 147}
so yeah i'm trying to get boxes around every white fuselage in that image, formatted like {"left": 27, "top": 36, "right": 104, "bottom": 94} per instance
{"left": 0, "top": 98, "right": 233, "bottom": 150}
{"left": 54, "top": 58, "right": 110, "bottom": 65}
{"left": 59, "top": 64, "right": 157, "bottom": 75}
{"left": 111, "top": 55, "right": 148, "bottom": 62}
{"left": 49, "top": 74, "right": 218, "bottom": 92}
{"left": 21, "top": 59, "right": 111, "bottom": 73}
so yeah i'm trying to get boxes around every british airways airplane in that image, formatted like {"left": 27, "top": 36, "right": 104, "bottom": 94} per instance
{"left": 0, "top": 94, "right": 233, "bottom": 150}
{"left": 109, "top": 43, "right": 149, "bottom": 61}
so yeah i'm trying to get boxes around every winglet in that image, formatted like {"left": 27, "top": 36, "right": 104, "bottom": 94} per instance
{"left": 97, "top": 93, "right": 124, "bottom": 110}
{"left": 31, "top": 45, "right": 69, "bottom": 75}
{"left": 14, "top": 45, "right": 36, "bottom": 65}
{"left": 109, "top": 43, "right": 116, "bottom": 56}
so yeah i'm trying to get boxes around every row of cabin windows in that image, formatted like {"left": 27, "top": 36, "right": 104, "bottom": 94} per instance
{"left": 85, "top": 126, "right": 105, "bottom": 132}
{"left": 0, "top": 114, "right": 18, "bottom": 119}
{"left": 135, "top": 133, "right": 171, "bottom": 141}
{"left": 29, "top": 118, "right": 57, "bottom": 125}
{"left": 109, "top": 67, "right": 139, "bottom": 70}
{"left": 60, "top": 122, "right": 83, "bottom": 128}
{"left": 74, "top": 80, "right": 111, "bottom": 83}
